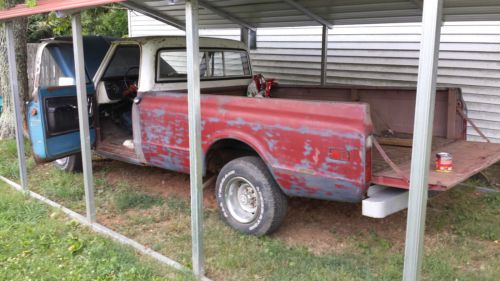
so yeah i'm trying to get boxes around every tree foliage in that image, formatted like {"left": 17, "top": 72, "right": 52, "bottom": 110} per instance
{"left": 28, "top": 5, "right": 128, "bottom": 42}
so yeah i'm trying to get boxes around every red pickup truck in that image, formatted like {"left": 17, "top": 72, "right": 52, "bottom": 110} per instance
{"left": 28, "top": 36, "right": 500, "bottom": 235}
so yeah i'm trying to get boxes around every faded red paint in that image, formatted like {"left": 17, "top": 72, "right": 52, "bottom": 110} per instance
{"left": 0, "top": 0, "right": 123, "bottom": 21}
{"left": 139, "top": 92, "right": 373, "bottom": 203}
{"left": 134, "top": 86, "right": 500, "bottom": 203}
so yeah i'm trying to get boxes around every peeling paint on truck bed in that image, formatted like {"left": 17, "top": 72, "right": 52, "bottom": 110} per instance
{"left": 139, "top": 93, "right": 373, "bottom": 203}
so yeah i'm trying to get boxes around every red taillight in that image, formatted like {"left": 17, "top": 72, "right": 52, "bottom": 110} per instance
{"left": 329, "top": 148, "right": 350, "bottom": 161}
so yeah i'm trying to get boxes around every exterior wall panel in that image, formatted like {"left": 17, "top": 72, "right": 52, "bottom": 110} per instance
{"left": 129, "top": 11, "right": 500, "bottom": 142}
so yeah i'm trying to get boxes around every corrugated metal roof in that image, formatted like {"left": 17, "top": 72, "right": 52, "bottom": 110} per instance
{"left": 124, "top": 0, "right": 500, "bottom": 29}
{"left": 0, "top": 0, "right": 124, "bottom": 21}
{"left": 2, "top": 0, "right": 500, "bottom": 27}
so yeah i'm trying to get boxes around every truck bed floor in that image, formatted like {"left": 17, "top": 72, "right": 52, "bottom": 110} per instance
{"left": 372, "top": 138, "right": 500, "bottom": 191}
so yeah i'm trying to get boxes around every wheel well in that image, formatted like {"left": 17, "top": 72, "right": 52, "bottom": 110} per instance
{"left": 205, "top": 139, "right": 259, "bottom": 174}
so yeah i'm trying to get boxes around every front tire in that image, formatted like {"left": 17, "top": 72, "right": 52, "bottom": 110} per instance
{"left": 53, "top": 154, "right": 82, "bottom": 172}
{"left": 216, "top": 156, "right": 288, "bottom": 236}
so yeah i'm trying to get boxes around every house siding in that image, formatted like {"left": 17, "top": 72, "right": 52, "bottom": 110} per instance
{"left": 129, "top": 11, "right": 500, "bottom": 143}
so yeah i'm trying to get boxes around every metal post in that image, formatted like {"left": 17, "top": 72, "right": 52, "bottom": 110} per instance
{"left": 403, "top": 0, "right": 443, "bottom": 280}
{"left": 71, "top": 13, "right": 96, "bottom": 223}
{"left": 5, "top": 21, "right": 28, "bottom": 191}
{"left": 240, "top": 27, "right": 257, "bottom": 50}
{"left": 240, "top": 27, "right": 249, "bottom": 45}
{"left": 185, "top": 0, "right": 204, "bottom": 278}
{"left": 320, "top": 24, "right": 328, "bottom": 86}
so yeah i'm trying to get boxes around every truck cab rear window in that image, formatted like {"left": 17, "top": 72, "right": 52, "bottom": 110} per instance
{"left": 157, "top": 49, "right": 251, "bottom": 82}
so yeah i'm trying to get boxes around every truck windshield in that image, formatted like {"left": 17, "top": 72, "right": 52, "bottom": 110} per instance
{"left": 156, "top": 49, "right": 251, "bottom": 82}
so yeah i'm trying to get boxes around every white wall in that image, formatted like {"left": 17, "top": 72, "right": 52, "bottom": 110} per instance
{"left": 129, "top": 11, "right": 500, "bottom": 143}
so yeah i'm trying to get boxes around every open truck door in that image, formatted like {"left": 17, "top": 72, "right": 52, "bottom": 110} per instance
{"left": 27, "top": 37, "right": 113, "bottom": 162}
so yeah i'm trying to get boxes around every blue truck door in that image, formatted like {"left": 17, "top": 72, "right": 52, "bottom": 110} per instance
{"left": 27, "top": 38, "right": 112, "bottom": 162}
{"left": 27, "top": 84, "right": 96, "bottom": 162}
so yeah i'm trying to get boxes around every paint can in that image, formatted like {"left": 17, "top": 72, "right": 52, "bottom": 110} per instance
{"left": 436, "top": 152, "right": 453, "bottom": 172}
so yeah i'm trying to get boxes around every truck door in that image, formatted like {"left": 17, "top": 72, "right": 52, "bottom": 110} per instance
{"left": 27, "top": 42, "right": 98, "bottom": 162}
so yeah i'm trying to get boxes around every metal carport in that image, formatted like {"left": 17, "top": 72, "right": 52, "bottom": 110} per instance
{"left": 1, "top": 0, "right": 499, "bottom": 280}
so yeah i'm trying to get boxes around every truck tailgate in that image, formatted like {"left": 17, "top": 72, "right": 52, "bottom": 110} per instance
{"left": 372, "top": 140, "right": 500, "bottom": 190}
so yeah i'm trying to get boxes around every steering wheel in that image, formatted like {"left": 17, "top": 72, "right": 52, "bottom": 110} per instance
{"left": 123, "top": 66, "right": 139, "bottom": 88}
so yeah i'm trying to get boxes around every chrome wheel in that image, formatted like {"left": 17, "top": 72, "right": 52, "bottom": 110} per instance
{"left": 55, "top": 157, "right": 69, "bottom": 166}
{"left": 225, "top": 177, "right": 259, "bottom": 224}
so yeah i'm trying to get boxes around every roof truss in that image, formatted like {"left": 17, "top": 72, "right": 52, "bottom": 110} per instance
{"left": 199, "top": 0, "right": 256, "bottom": 31}
{"left": 411, "top": 0, "right": 424, "bottom": 10}
{"left": 283, "top": 0, "right": 333, "bottom": 28}
{"left": 123, "top": 1, "right": 185, "bottom": 31}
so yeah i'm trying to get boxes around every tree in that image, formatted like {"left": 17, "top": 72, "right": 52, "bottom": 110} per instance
{"left": 27, "top": 5, "right": 128, "bottom": 43}
{"left": 0, "top": 0, "right": 29, "bottom": 139}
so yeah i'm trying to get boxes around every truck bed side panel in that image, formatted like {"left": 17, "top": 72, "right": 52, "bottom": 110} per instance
{"left": 139, "top": 93, "right": 373, "bottom": 203}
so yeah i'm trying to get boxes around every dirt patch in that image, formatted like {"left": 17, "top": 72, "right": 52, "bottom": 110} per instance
{"left": 481, "top": 163, "right": 500, "bottom": 187}
{"left": 273, "top": 198, "right": 408, "bottom": 254}
{"left": 93, "top": 159, "right": 218, "bottom": 209}
{"left": 91, "top": 158, "right": 499, "bottom": 255}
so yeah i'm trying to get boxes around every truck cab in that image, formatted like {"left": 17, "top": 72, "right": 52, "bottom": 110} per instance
{"left": 28, "top": 36, "right": 252, "bottom": 165}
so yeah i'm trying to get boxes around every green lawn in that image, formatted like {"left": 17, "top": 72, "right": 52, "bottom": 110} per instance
{"left": 1, "top": 139, "right": 499, "bottom": 280}
{"left": 0, "top": 181, "right": 194, "bottom": 281}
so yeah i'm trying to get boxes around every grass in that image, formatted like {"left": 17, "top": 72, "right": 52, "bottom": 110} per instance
{"left": 1, "top": 139, "right": 499, "bottom": 280}
{"left": 114, "top": 190, "right": 165, "bottom": 211}
{"left": 0, "top": 182, "right": 193, "bottom": 281}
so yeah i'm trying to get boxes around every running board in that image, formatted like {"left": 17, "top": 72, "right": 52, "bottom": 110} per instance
{"left": 362, "top": 185, "right": 408, "bottom": 218}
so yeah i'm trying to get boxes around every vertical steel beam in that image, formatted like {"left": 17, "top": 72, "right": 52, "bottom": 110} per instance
{"left": 71, "top": 13, "right": 96, "bottom": 223}
{"left": 185, "top": 0, "right": 204, "bottom": 278}
{"left": 403, "top": 0, "right": 443, "bottom": 280}
{"left": 240, "top": 27, "right": 257, "bottom": 50}
{"left": 320, "top": 24, "right": 328, "bottom": 86}
{"left": 240, "top": 27, "right": 249, "bottom": 45}
{"left": 5, "top": 21, "right": 28, "bottom": 192}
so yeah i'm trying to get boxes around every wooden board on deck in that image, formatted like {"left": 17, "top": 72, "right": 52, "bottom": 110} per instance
{"left": 372, "top": 140, "right": 500, "bottom": 190}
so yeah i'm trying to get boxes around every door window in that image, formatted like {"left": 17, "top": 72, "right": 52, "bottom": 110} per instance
{"left": 39, "top": 44, "right": 91, "bottom": 87}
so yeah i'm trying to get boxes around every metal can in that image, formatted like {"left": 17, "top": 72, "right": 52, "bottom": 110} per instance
{"left": 436, "top": 152, "right": 453, "bottom": 172}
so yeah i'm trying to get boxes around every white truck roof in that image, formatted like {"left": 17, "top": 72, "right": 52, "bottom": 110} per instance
{"left": 118, "top": 36, "right": 248, "bottom": 51}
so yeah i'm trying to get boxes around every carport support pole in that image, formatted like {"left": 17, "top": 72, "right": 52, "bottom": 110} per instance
{"left": 5, "top": 21, "right": 28, "bottom": 191}
{"left": 403, "top": 0, "right": 443, "bottom": 280}
{"left": 320, "top": 24, "right": 328, "bottom": 85}
{"left": 185, "top": 0, "right": 204, "bottom": 278}
{"left": 71, "top": 13, "right": 96, "bottom": 223}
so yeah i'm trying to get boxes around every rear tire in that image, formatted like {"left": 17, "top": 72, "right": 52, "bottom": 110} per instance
{"left": 53, "top": 154, "right": 82, "bottom": 172}
{"left": 216, "top": 156, "right": 288, "bottom": 236}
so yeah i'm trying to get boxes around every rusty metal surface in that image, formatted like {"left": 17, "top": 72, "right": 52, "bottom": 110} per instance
{"left": 97, "top": 140, "right": 141, "bottom": 165}
{"left": 133, "top": 85, "right": 490, "bottom": 200}
{"left": 271, "top": 85, "right": 466, "bottom": 139}
{"left": 0, "top": 0, "right": 123, "bottom": 21}
{"left": 373, "top": 140, "right": 500, "bottom": 190}
{"left": 138, "top": 92, "right": 373, "bottom": 203}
